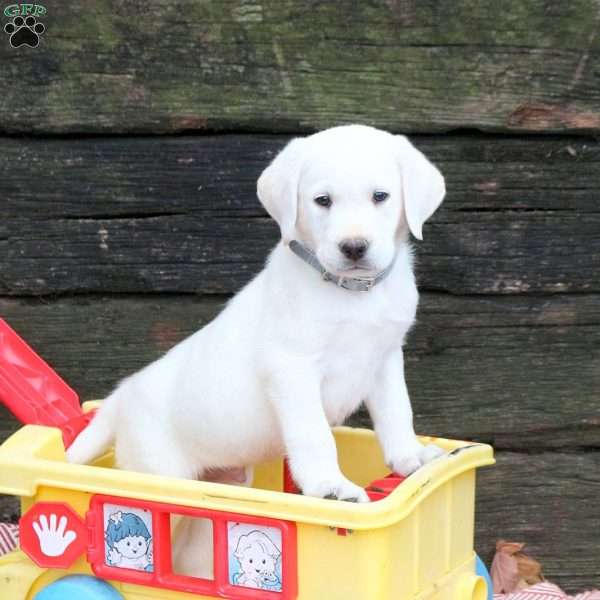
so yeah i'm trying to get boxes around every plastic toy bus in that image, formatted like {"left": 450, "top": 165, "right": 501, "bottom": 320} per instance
{"left": 0, "top": 318, "right": 495, "bottom": 600}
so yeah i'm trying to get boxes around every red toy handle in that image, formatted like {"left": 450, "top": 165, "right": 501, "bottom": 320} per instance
{"left": 0, "top": 319, "right": 92, "bottom": 448}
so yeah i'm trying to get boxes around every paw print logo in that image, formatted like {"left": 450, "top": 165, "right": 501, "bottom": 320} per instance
{"left": 4, "top": 15, "right": 45, "bottom": 48}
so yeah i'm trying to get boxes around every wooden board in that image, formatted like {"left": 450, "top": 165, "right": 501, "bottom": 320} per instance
{"left": 1, "top": 2, "right": 600, "bottom": 134}
{"left": 0, "top": 492, "right": 18, "bottom": 523}
{"left": 2, "top": 134, "right": 599, "bottom": 296}
{"left": 0, "top": 293, "right": 597, "bottom": 449}
{"left": 475, "top": 451, "right": 600, "bottom": 593}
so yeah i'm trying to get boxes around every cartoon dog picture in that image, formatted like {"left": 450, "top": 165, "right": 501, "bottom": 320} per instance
{"left": 231, "top": 528, "right": 282, "bottom": 591}
{"left": 104, "top": 509, "right": 153, "bottom": 572}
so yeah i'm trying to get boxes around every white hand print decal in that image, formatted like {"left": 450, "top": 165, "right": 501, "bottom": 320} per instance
{"left": 32, "top": 513, "right": 77, "bottom": 557}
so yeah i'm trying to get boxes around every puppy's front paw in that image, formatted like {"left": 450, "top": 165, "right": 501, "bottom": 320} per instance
{"left": 390, "top": 443, "right": 445, "bottom": 477}
{"left": 302, "top": 477, "right": 370, "bottom": 503}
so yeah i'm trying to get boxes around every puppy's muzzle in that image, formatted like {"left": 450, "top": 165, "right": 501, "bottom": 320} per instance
{"left": 338, "top": 238, "right": 370, "bottom": 261}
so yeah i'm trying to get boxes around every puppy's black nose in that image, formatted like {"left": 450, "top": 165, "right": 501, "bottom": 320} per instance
{"left": 339, "top": 238, "right": 369, "bottom": 261}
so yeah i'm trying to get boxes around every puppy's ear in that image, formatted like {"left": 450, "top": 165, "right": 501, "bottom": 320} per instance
{"left": 393, "top": 136, "right": 445, "bottom": 240}
{"left": 257, "top": 137, "right": 306, "bottom": 243}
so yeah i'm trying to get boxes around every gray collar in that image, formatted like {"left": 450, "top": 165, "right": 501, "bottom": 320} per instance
{"left": 288, "top": 240, "right": 395, "bottom": 292}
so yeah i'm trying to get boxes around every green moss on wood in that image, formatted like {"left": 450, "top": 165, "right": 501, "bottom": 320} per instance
{"left": 0, "top": 0, "right": 599, "bottom": 133}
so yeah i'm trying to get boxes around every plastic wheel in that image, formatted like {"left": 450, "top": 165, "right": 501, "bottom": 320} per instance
{"left": 34, "top": 575, "right": 123, "bottom": 600}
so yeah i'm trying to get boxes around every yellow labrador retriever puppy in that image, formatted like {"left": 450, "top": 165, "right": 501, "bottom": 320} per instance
{"left": 68, "top": 124, "right": 446, "bottom": 573}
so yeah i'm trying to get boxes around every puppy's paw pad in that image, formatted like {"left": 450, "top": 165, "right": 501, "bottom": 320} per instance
{"left": 323, "top": 493, "right": 362, "bottom": 503}
{"left": 336, "top": 489, "right": 369, "bottom": 503}
{"left": 304, "top": 479, "right": 370, "bottom": 503}
{"left": 333, "top": 479, "right": 370, "bottom": 503}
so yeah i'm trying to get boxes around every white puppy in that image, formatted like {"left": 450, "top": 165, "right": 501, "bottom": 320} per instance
{"left": 67, "top": 124, "right": 446, "bottom": 505}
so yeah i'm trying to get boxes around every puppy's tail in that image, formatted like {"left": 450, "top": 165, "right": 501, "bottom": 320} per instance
{"left": 66, "top": 389, "right": 119, "bottom": 464}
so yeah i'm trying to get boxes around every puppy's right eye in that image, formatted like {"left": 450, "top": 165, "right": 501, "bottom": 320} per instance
{"left": 314, "top": 194, "right": 332, "bottom": 208}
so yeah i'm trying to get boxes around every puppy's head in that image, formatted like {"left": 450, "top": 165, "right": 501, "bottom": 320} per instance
{"left": 257, "top": 125, "right": 445, "bottom": 277}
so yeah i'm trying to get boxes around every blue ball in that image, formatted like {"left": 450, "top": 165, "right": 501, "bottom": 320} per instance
{"left": 475, "top": 554, "right": 494, "bottom": 600}
{"left": 34, "top": 575, "right": 123, "bottom": 600}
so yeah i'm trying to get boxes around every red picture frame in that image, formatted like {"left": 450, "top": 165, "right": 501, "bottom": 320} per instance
{"left": 87, "top": 494, "right": 297, "bottom": 600}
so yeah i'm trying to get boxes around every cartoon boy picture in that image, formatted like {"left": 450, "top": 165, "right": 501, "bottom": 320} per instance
{"left": 232, "top": 529, "right": 282, "bottom": 591}
{"left": 105, "top": 510, "right": 153, "bottom": 572}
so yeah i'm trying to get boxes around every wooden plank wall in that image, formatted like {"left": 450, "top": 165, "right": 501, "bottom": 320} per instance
{"left": 1, "top": 1, "right": 599, "bottom": 591}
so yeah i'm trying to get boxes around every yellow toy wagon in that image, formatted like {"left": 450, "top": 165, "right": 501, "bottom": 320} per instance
{"left": 0, "top": 319, "right": 494, "bottom": 600}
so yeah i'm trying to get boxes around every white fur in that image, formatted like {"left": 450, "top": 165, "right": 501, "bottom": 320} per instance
{"left": 67, "top": 125, "right": 446, "bottom": 505}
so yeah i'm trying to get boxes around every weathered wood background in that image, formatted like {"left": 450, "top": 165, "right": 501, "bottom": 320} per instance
{"left": 1, "top": 0, "right": 599, "bottom": 592}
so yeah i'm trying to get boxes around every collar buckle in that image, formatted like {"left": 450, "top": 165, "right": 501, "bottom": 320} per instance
{"left": 338, "top": 275, "right": 375, "bottom": 292}
{"left": 357, "top": 277, "right": 375, "bottom": 292}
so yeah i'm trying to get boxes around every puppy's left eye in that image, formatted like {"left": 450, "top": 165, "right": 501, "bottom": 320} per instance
{"left": 373, "top": 191, "right": 389, "bottom": 203}
{"left": 314, "top": 194, "right": 332, "bottom": 208}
